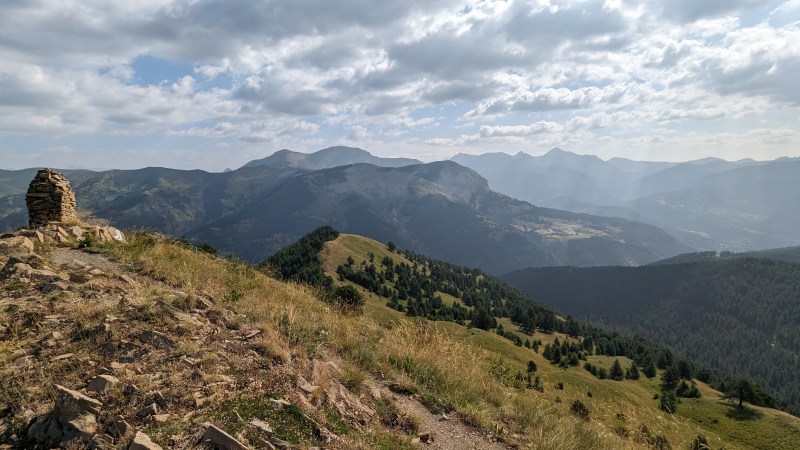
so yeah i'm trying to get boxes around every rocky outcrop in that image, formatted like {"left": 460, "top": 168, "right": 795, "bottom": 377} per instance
{"left": 27, "top": 385, "right": 103, "bottom": 447}
{"left": 26, "top": 168, "right": 79, "bottom": 228}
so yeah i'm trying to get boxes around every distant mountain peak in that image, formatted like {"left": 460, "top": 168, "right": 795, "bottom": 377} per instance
{"left": 316, "top": 145, "right": 370, "bottom": 156}
{"left": 541, "top": 147, "right": 601, "bottom": 161}
{"left": 242, "top": 146, "right": 422, "bottom": 170}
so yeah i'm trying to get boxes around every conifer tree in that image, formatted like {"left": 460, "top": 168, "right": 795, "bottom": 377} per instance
{"left": 626, "top": 362, "right": 640, "bottom": 380}
{"left": 610, "top": 359, "right": 624, "bottom": 381}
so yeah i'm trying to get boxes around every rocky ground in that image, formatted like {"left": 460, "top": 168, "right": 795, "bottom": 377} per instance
{"left": 0, "top": 230, "right": 511, "bottom": 450}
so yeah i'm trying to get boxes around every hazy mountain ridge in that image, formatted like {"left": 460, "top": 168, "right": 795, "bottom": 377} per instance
{"left": 242, "top": 146, "right": 422, "bottom": 170}
{"left": 649, "top": 245, "right": 800, "bottom": 266}
{"left": 453, "top": 149, "right": 799, "bottom": 251}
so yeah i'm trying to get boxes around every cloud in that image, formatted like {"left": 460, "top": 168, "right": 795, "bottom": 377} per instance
{"left": 656, "top": 0, "right": 773, "bottom": 23}
{"left": 480, "top": 121, "right": 563, "bottom": 137}
{"left": 0, "top": 0, "right": 799, "bottom": 169}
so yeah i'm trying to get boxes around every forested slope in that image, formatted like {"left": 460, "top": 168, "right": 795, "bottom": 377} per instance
{"left": 502, "top": 258, "right": 800, "bottom": 415}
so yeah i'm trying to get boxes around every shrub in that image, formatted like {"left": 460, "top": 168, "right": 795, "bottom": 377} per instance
{"left": 690, "top": 435, "right": 710, "bottom": 450}
{"left": 76, "top": 233, "right": 97, "bottom": 249}
{"left": 570, "top": 399, "right": 590, "bottom": 421}
{"left": 330, "top": 285, "right": 365, "bottom": 312}
{"left": 197, "top": 242, "right": 217, "bottom": 255}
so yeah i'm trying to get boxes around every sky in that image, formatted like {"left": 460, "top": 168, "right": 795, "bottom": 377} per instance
{"left": 1, "top": 0, "right": 799, "bottom": 171}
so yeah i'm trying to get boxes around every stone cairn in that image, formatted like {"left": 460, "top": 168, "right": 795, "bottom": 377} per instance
{"left": 25, "top": 168, "right": 79, "bottom": 228}
{"left": 1, "top": 168, "right": 125, "bottom": 244}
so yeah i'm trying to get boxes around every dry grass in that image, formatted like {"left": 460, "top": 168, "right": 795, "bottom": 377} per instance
{"left": 98, "top": 233, "right": 637, "bottom": 449}
{"left": 90, "top": 232, "right": 800, "bottom": 450}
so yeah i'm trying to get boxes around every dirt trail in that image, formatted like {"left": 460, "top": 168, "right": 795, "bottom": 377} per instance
{"left": 394, "top": 394, "right": 509, "bottom": 450}
{"left": 51, "top": 247, "right": 165, "bottom": 288}
{"left": 51, "top": 247, "right": 131, "bottom": 274}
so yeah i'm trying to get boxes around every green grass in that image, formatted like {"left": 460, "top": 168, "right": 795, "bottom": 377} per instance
{"left": 212, "top": 397, "right": 325, "bottom": 446}
{"left": 355, "top": 429, "right": 416, "bottom": 450}
{"left": 678, "top": 399, "right": 800, "bottom": 450}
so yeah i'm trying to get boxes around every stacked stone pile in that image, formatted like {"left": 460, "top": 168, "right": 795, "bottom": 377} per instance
{"left": 5, "top": 168, "right": 126, "bottom": 244}
{"left": 25, "top": 168, "right": 79, "bottom": 228}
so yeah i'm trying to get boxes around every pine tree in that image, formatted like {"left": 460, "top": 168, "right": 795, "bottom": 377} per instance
{"left": 643, "top": 360, "right": 657, "bottom": 379}
{"left": 728, "top": 378, "right": 754, "bottom": 408}
{"left": 660, "top": 364, "right": 680, "bottom": 391}
{"left": 626, "top": 363, "right": 640, "bottom": 380}
{"left": 610, "top": 359, "right": 624, "bottom": 381}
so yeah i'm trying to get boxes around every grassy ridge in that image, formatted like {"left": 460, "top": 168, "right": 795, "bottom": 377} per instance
{"left": 318, "top": 233, "right": 800, "bottom": 450}
{"left": 99, "top": 233, "right": 639, "bottom": 449}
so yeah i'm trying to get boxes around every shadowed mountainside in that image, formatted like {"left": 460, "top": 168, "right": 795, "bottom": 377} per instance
{"left": 502, "top": 257, "right": 800, "bottom": 415}
{"left": 1, "top": 154, "right": 690, "bottom": 275}
{"left": 188, "top": 161, "right": 690, "bottom": 273}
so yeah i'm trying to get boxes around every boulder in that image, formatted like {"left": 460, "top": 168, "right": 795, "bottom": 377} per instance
{"left": 137, "top": 403, "right": 158, "bottom": 418}
{"left": 90, "top": 433, "right": 114, "bottom": 449}
{"left": 39, "top": 331, "right": 63, "bottom": 348}
{"left": 107, "top": 227, "right": 125, "bottom": 242}
{"left": 0, "top": 236, "right": 35, "bottom": 253}
{"left": 326, "top": 383, "right": 376, "bottom": 426}
{"left": 27, "top": 385, "right": 102, "bottom": 447}
{"left": 311, "top": 360, "right": 341, "bottom": 385}
{"left": 129, "top": 431, "right": 163, "bottom": 450}
{"left": 7, "top": 262, "right": 68, "bottom": 283}
{"left": 109, "top": 419, "right": 132, "bottom": 441}
{"left": 41, "top": 281, "right": 69, "bottom": 294}
{"left": 418, "top": 432, "right": 434, "bottom": 443}
{"left": 18, "top": 229, "right": 46, "bottom": 243}
{"left": 68, "top": 226, "right": 84, "bottom": 239}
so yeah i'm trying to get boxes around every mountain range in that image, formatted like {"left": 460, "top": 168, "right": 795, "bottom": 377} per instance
{"left": 5, "top": 145, "right": 799, "bottom": 271}
{"left": 186, "top": 161, "right": 688, "bottom": 273}
{"left": 242, "top": 146, "right": 421, "bottom": 170}
{"left": 452, "top": 149, "right": 800, "bottom": 251}
{"left": 0, "top": 147, "right": 689, "bottom": 274}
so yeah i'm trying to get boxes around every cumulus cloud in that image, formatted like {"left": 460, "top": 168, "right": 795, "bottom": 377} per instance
{"left": 656, "top": 0, "right": 773, "bottom": 23}
{"left": 480, "top": 121, "right": 563, "bottom": 137}
{"left": 0, "top": 0, "right": 799, "bottom": 169}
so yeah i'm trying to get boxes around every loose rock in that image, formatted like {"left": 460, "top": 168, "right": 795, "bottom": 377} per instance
{"left": 202, "top": 422, "right": 250, "bottom": 450}
{"left": 140, "top": 330, "right": 176, "bottom": 349}
{"left": 129, "top": 431, "right": 163, "bottom": 450}
{"left": 109, "top": 419, "right": 132, "bottom": 441}
{"left": 86, "top": 374, "right": 119, "bottom": 395}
